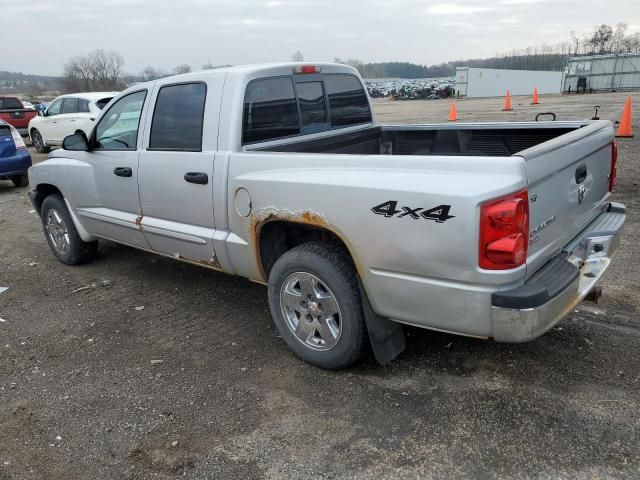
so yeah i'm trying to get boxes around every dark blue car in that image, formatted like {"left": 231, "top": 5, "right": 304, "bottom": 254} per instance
{"left": 0, "top": 119, "right": 32, "bottom": 187}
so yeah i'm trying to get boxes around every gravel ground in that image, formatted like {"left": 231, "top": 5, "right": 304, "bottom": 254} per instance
{"left": 1, "top": 92, "right": 639, "bottom": 479}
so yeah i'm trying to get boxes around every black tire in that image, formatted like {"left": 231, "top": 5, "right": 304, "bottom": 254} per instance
{"left": 10, "top": 174, "right": 28, "bottom": 187}
{"left": 40, "top": 194, "right": 98, "bottom": 265}
{"left": 31, "top": 129, "right": 50, "bottom": 154}
{"left": 267, "top": 242, "right": 367, "bottom": 369}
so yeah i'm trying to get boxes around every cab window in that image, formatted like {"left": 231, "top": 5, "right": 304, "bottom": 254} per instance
{"left": 243, "top": 77, "right": 299, "bottom": 144}
{"left": 149, "top": 83, "right": 206, "bottom": 151}
{"left": 324, "top": 74, "right": 372, "bottom": 127}
{"left": 94, "top": 91, "right": 147, "bottom": 150}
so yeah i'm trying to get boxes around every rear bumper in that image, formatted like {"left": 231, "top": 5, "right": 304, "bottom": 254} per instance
{"left": 0, "top": 148, "right": 32, "bottom": 177}
{"left": 491, "top": 202, "right": 626, "bottom": 342}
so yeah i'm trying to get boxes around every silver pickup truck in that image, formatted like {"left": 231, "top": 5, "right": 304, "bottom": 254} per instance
{"left": 28, "top": 63, "right": 626, "bottom": 368}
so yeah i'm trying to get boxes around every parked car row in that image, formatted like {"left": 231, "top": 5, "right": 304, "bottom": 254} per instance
{"left": 0, "top": 96, "right": 39, "bottom": 136}
{"left": 28, "top": 92, "right": 117, "bottom": 153}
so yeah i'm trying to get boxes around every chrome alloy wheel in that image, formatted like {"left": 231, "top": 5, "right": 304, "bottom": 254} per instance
{"left": 45, "top": 208, "right": 70, "bottom": 256}
{"left": 280, "top": 272, "right": 342, "bottom": 351}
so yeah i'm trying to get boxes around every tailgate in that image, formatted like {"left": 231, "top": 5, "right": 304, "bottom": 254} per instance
{"left": 0, "top": 110, "right": 35, "bottom": 128}
{"left": 520, "top": 121, "right": 614, "bottom": 279}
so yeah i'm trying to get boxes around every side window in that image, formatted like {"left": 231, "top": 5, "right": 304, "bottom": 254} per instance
{"left": 296, "top": 81, "right": 327, "bottom": 128}
{"left": 62, "top": 98, "right": 79, "bottom": 114}
{"left": 149, "top": 83, "right": 206, "bottom": 151}
{"left": 324, "top": 74, "right": 372, "bottom": 127}
{"left": 78, "top": 99, "right": 90, "bottom": 113}
{"left": 243, "top": 77, "right": 299, "bottom": 144}
{"left": 94, "top": 90, "right": 147, "bottom": 150}
{"left": 46, "top": 99, "right": 63, "bottom": 117}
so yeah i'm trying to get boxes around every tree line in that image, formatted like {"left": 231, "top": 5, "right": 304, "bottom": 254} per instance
{"left": 344, "top": 23, "right": 640, "bottom": 79}
{"left": 8, "top": 22, "right": 640, "bottom": 95}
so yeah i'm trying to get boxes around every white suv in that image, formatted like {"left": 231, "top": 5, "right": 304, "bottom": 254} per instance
{"left": 28, "top": 92, "right": 117, "bottom": 153}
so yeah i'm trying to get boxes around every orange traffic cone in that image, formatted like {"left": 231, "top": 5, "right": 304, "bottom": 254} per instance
{"left": 503, "top": 89, "right": 513, "bottom": 111}
{"left": 448, "top": 101, "right": 458, "bottom": 121}
{"left": 616, "top": 96, "right": 633, "bottom": 138}
{"left": 531, "top": 86, "right": 540, "bottom": 105}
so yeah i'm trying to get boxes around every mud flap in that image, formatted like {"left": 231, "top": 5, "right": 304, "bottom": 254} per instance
{"left": 358, "top": 280, "right": 406, "bottom": 365}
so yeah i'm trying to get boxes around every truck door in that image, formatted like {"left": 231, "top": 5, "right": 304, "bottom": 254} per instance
{"left": 137, "top": 78, "right": 223, "bottom": 266}
{"left": 67, "top": 89, "right": 150, "bottom": 249}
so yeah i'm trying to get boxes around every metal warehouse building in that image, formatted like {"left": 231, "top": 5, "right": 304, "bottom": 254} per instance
{"left": 455, "top": 67, "right": 562, "bottom": 98}
{"left": 562, "top": 53, "right": 640, "bottom": 92}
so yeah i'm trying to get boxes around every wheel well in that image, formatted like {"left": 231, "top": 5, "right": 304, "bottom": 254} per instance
{"left": 258, "top": 221, "right": 353, "bottom": 279}
{"left": 32, "top": 184, "right": 61, "bottom": 213}
{"left": 74, "top": 130, "right": 85, "bottom": 135}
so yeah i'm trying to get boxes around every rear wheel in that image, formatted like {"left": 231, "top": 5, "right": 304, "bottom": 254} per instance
{"left": 267, "top": 242, "right": 367, "bottom": 369}
{"left": 10, "top": 174, "right": 28, "bottom": 187}
{"left": 40, "top": 194, "right": 97, "bottom": 265}
{"left": 31, "top": 129, "right": 50, "bottom": 154}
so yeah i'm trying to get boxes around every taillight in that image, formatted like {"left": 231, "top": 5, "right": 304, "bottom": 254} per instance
{"left": 609, "top": 142, "right": 617, "bottom": 192}
{"left": 293, "top": 65, "right": 322, "bottom": 74}
{"left": 9, "top": 126, "right": 26, "bottom": 149}
{"left": 479, "top": 190, "right": 529, "bottom": 270}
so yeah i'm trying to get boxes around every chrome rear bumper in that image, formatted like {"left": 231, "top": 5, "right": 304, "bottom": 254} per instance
{"left": 491, "top": 202, "right": 626, "bottom": 342}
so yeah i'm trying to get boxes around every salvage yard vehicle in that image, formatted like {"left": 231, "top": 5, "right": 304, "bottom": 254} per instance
{"left": 28, "top": 92, "right": 117, "bottom": 153}
{"left": 0, "top": 96, "right": 38, "bottom": 137}
{"left": 0, "top": 119, "right": 31, "bottom": 187}
{"left": 27, "top": 63, "right": 626, "bottom": 368}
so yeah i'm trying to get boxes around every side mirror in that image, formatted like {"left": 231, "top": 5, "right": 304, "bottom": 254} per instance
{"left": 62, "top": 133, "right": 90, "bottom": 152}
{"left": 38, "top": 110, "right": 44, "bottom": 117}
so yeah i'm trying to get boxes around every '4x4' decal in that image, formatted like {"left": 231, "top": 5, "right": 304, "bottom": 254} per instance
{"left": 371, "top": 200, "right": 454, "bottom": 223}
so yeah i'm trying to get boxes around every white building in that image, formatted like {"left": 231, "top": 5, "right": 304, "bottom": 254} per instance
{"left": 455, "top": 67, "right": 562, "bottom": 98}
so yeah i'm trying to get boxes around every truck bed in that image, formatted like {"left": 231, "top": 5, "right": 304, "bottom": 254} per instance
{"left": 254, "top": 122, "right": 580, "bottom": 156}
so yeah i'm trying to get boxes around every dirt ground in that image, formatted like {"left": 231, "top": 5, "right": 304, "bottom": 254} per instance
{"left": 1, "top": 92, "right": 639, "bottom": 479}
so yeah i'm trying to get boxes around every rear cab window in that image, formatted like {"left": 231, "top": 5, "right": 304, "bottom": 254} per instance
{"left": 243, "top": 77, "right": 299, "bottom": 145}
{"left": 242, "top": 72, "right": 371, "bottom": 145}
{"left": 0, "top": 98, "right": 23, "bottom": 110}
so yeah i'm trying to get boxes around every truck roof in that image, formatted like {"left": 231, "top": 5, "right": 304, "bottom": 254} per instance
{"left": 132, "top": 62, "right": 361, "bottom": 89}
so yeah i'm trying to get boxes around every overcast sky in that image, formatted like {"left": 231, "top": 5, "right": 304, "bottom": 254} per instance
{"left": 3, "top": 0, "right": 640, "bottom": 76}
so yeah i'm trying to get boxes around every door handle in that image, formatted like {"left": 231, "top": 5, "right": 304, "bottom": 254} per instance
{"left": 184, "top": 172, "right": 208, "bottom": 185}
{"left": 575, "top": 164, "right": 587, "bottom": 184}
{"left": 114, "top": 167, "right": 133, "bottom": 177}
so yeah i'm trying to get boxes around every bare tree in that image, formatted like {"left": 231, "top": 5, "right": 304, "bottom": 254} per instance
{"left": 63, "top": 49, "right": 124, "bottom": 92}
{"left": 291, "top": 51, "right": 304, "bottom": 62}
{"left": 140, "top": 66, "right": 166, "bottom": 81}
{"left": 174, "top": 64, "right": 192, "bottom": 75}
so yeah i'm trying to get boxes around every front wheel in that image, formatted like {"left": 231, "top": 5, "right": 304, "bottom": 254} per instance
{"left": 267, "top": 242, "right": 367, "bottom": 369}
{"left": 40, "top": 194, "right": 98, "bottom": 265}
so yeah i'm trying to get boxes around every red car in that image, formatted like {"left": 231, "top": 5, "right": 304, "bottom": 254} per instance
{"left": 0, "top": 96, "right": 38, "bottom": 136}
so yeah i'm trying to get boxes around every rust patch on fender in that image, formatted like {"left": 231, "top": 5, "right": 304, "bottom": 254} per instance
{"left": 249, "top": 208, "right": 362, "bottom": 281}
